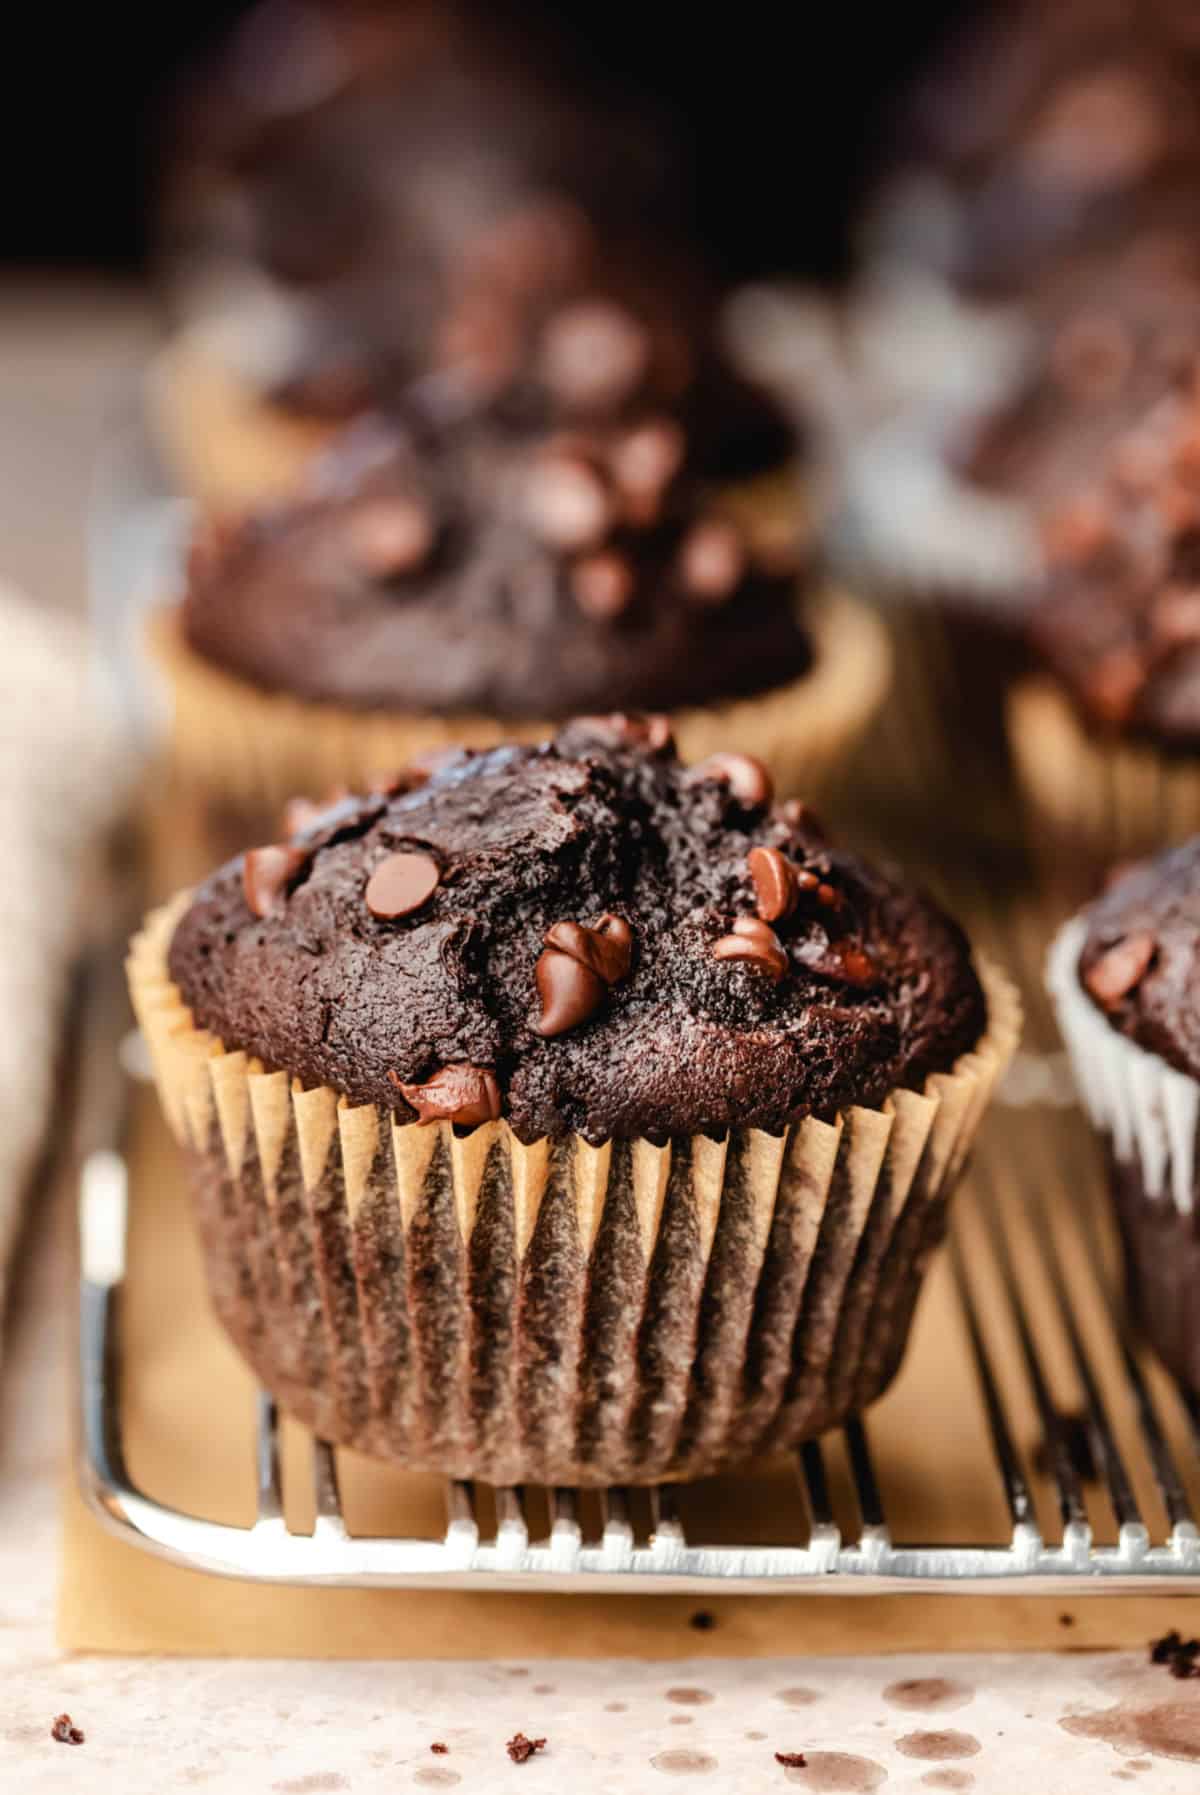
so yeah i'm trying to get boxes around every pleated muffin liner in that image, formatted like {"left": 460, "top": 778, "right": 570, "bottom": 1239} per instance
{"left": 145, "top": 585, "right": 892, "bottom": 818}
{"left": 1047, "top": 917, "right": 1200, "bottom": 1391}
{"left": 128, "top": 896, "right": 1019, "bottom": 1486}
{"left": 146, "top": 337, "right": 339, "bottom": 511}
{"left": 1009, "top": 677, "right": 1200, "bottom": 870}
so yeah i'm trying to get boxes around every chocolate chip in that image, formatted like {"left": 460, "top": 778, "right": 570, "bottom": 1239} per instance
{"left": 1082, "top": 646, "right": 1147, "bottom": 726}
{"left": 748, "top": 846, "right": 798, "bottom": 922}
{"left": 713, "top": 917, "right": 788, "bottom": 982}
{"left": 775, "top": 1752, "right": 807, "bottom": 1768}
{"left": 243, "top": 843, "right": 308, "bottom": 919}
{"left": 835, "top": 945, "right": 877, "bottom": 986}
{"left": 569, "top": 711, "right": 674, "bottom": 753}
{"left": 544, "top": 914, "right": 634, "bottom": 984}
{"left": 390, "top": 1064, "right": 502, "bottom": 1127}
{"left": 344, "top": 495, "right": 434, "bottom": 579}
{"left": 431, "top": 1743, "right": 449, "bottom": 1755}
{"left": 365, "top": 851, "right": 440, "bottom": 919}
{"left": 506, "top": 1733, "right": 547, "bottom": 1765}
{"left": 678, "top": 518, "right": 746, "bottom": 604}
{"left": 525, "top": 453, "right": 613, "bottom": 551}
{"left": 1152, "top": 583, "right": 1200, "bottom": 646}
{"left": 610, "top": 416, "right": 684, "bottom": 523}
{"left": 781, "top": 797, "right": 827, "bottom": 839}
{"left": 1084, "top": 931, "right": 1156, "bottom": 1008}
{"left": 816, "top": 881, "right": 845, "bottom": 912}
{"left": 572, "top": 550, "right": 635, "bottom": 620}
{"left": 540, "top": 298, "right": 650, "bottom": 411}
{"left": 51, "top": 1715, "right": 84, "bottom": 1747}
{"left": 533, "top": 948, "right": 606, "bottom": 1035}
{"left": 691, "top": 751, "right": 773, "bottom": 807}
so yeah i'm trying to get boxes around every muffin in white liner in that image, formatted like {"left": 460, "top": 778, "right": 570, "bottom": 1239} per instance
{"left": 1047, "top": 906, "right": 1200, "bottom": 1391}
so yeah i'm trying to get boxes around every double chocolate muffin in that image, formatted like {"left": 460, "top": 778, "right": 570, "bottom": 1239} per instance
{"left": 1049, "top": 840, "right": 1200, "bottom": 1392}
{"left": 155, "top": 396, "right": 889, "bottom": 818}
{"left": 1007, "top": 331, "right": 1200, "bottom": 861}
{"left": 130, "top": 722, "right": 1017, "bottom": 1483}
{"left": 154, "top": 0, "right": 779, "bottom": 504}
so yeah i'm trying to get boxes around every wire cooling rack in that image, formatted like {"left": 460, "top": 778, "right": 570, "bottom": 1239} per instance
{"left": 75, "top": 1049, "right": 1200, "bottom": 1596}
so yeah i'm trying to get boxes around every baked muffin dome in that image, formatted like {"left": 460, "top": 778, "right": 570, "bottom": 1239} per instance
{"left": 180, "top": 402, "right": 811, "bottom": 720}
{"left": 167, "top": 720, "right": 987, "bottom": 1144}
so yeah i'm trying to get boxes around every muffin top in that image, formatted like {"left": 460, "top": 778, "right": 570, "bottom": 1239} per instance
{"left": 1025, "top": 344, "right": 1200, "bottom": 747}
{"left": 162, "top": 1, "right": 787, "bottom": 477}
{"left": 877, "top": 0, "right": 1200, "bottom": 295}
{"left": 166, "top": 722, "right": 987, "bottom": 1144}
{"left": 180, "top": 404, "right": 811, "bottom": 718}
{"left": 1078, "top": 837, "right": 1200, "bottom": 1078}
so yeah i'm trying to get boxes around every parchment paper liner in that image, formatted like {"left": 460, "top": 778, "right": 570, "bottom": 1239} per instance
{"left": 146, "top": 586, "right": 892, "bottom": 813}
{"left": 129, "top": 897, "right": 1018, "bottom": 1486}
{"left": 1048, "top": 916, "right": 1200, "bottom": 1390}
{"left": 147, "top": 337, "right": 338, "bottom": 511}
{"left": 1009, "top": 676, "right": 1200, "bottom": 864}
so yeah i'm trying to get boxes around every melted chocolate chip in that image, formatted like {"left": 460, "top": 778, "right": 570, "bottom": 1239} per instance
{"left": 748, "top": 846, "right": 798, "bottom": 922}
{"left": 243, "top": 844, "right": 308, "bottom": 919}
{"left": 365, "top": 851, "right": 440, "bottom": 919}
{"left": 544, "top": 914, "right": 634, "bottom": 984}
{"left": 691, "top": 751, "right": 773, "bottom": 807}
{"left": 391, "top": 1064, "right": 502, "bottom": 1126}
{"left": 713, "top": 916, "right": 788, "bottom": 981}
{"left": 534, "top": 948, "right": 606, "bottom": 1035}
{"left": 1083, "top": 931, "right": 1157, "bottom": 1007}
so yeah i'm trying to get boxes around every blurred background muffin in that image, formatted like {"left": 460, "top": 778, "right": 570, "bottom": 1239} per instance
{"left": 150, "top": 0, "right": 789, "bottom": 507}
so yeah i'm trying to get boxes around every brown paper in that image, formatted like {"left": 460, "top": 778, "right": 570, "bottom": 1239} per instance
{"left": 1009, "top": 675, "right": 1200, "bottom": 865}
{"left": 127, "top": 897, "right": 1018, "bottom": 1486}
{"left": 147, "top": 586, "right": 891, "bottom": 819}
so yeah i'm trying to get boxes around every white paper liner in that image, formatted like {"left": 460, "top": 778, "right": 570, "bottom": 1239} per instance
{"left": 129, "top": 897, "right": 1018, "bottom": 1484}
{"left": 1047, "top": 916, "right": 1199, "bottom": 1216}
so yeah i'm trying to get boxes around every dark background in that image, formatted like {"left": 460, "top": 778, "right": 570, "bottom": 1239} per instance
{"left": 7, "top": 1, "right": 966, "bottom": 276}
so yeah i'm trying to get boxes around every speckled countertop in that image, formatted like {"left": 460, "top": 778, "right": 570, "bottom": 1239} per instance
{"left": 2, "top": 282, "right": 1200, "bottom": 1795}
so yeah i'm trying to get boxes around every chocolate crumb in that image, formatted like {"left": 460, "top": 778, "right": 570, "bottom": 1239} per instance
{"left": 1149, "top": 1629, "right": 1200, "bottom": 1677}
{"left": 688, "top": 1610, "right": 717, "bottom": 1631}
{"left": 506, "top": 1732, "right": 547, "bottom": 1764}
{"left": 775, "top": 1751, "right": 807, "bottom": 1768}
{"left": 1059, "top": 1613, "right": 1076, "bottom": 1628}
{"left": 431, "top": 1742, "right": 449, "bottom": 1755}
{"left": 51, "top": 1714, "right": 85, "bottom": 1746}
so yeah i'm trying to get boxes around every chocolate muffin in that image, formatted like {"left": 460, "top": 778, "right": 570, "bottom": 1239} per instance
{"left": 873, "top": 0, "right": 1200, "bottom": 298}
{"left": 1007, "top": 329, "right": 1200, "bottom": 863}
{"left": 1048, "top": 840, "right": 1200, "bottom": 1392}
{"left": 129, "top": 723, "right": 1018, "bottom": 1483}
{"left": 153, "top": 0, "right": 782, "bottom": 504}
{"left": 154, "top": 402, "right": 890, "bottom": 817}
